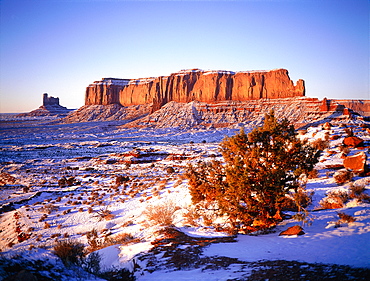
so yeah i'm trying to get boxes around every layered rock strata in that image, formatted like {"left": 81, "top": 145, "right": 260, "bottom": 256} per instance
{"left": 85, "top": 69, "right": 305, "bottom": 111}
{"left": 68, "top": 94, "right": 363, "bottom": 128}
{"left": 70, "top": 68, "right": 368, "bottom": 127}
{"left": 333, "top": 100, "right": 370, "bottom": 117}
{"left": 85, "top": 78, "right": 130, "bottom": 105}
{"left": 120, "top": 97, "right": 347, "bottom": 129}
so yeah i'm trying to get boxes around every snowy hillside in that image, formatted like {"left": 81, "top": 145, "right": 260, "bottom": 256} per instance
{"left": 61, "top": 97, "right": 364, "bottom": 129}
{"left": 0, "top": 116, "right": 369, "bottom": 280}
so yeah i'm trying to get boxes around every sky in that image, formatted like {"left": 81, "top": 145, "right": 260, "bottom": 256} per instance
{"left": 0, "top": 0, "right": 369, "bottom": 113}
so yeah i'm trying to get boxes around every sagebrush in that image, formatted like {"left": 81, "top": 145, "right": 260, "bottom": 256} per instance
{"left": 53, "top": 239, "right": 86, "bottom": 266}
{"left": 144, "top": 200, "right": 178, "bottom": 226}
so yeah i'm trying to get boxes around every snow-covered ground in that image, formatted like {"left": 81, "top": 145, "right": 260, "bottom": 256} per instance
{"left": 0, "top": 117, "right": 369, "bottom": 280}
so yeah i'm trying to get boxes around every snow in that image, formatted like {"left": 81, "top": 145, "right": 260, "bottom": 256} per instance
{"left": 84, "top": 68, "right": 284, "bottom": 89}
{"left": 89, "top": 78, "right": 130, "bottom": 87}
{"left": 205, "top": 205, "right": 370, "bottom": 268}
{"left": 96, "top": 245, "right": 122, "bottom": 269}
{"left": 137, "top": 266, "right": 250, "bottom": 281}
{"left": 179, "top": 227, "right": 230, "bottom": 238}
{"left": 0, "top": 116, "right": 369, "bottom": 280}
{"left": 119, "top": 242, "right": 153, "bottom": 265}
{"left": 128, "top": 77, "right": 157, "bottom": 85}
{"left": 202, "top": 70, "right": 236, "bottom": 75}
{"left": 176, "top": 68, "right": 203, "bottom": 74}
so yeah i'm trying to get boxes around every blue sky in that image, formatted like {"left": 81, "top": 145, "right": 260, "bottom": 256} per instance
{"left": 0, "top": 0, "right": 368, "bottom": 113}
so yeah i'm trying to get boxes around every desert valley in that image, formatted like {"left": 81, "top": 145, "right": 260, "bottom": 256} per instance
{"left": 0, "top": 68, "right": 369, "bottom": 281}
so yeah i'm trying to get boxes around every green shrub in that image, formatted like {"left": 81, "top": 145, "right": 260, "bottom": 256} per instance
{"left": 186, "top": 111, "right": 320, "bottom": 233}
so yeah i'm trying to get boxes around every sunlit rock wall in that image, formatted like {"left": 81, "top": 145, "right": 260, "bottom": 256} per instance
{"left": 85, "top": 69, "right": 305, "bottom": 111}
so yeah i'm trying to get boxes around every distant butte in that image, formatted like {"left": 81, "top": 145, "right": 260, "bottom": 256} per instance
{"left": 17, "top": 93, "right": 74, "bottom": 118}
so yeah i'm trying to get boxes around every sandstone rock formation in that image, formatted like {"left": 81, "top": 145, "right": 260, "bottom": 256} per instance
{"left": 343, "top": 152, "right": 367, "bottom": 174}
{"left": 121, "top": 97, "right": 336, "bottom": 129}
{"left": 43, "top": 93, "right": 60, "bottom": 106}
{"left": 343, "top": 136, "right": 364, "bottom": 148}
{"left": 322, "top": 122, "right": 332, "bottom": 130}
{"left": 64, "top": 68, "right": 368, "bottom": 126}
{"left": 17, "top": 93, "right": 73, "bottom": 118}
{"left": 333, "top": 100, "right": 370, "bottom": 117}
{"left": 66, "top": 95, "right": 362, "bottom": 128}
{"left": 85, "top": 78, "right": 130, "bottom": 106}
{"left": 85, "top": 69, "right": 305, "bottom": 111}
{"left": 279, "top": 225, "right": 305, "bottom": 236}
{"left": 320, "top": 98, "right": 370, "bottom": 117}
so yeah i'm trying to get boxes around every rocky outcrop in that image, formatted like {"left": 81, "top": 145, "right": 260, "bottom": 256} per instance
{"left": 75, "top": 68, "right": 368, "bottom": 127}
{"left": 85, "top": 69, "right": 305, "bottom": 111}
{"left": 121, "top": 97, "right": 338, "bottom": 129}
{"left": 43, "top": 93, "right": 60, "bottom": 106}
{"left": 62, "top": 96, "right": 365, "bottom": 129}
{"left": 322, "top": 122, "right": 332, "bottom": 130}
{"left": 320, "top": 98, "right": 370, "bottom": 118}
{"left": 85, "top": 78, "right": 130, "bottom": 105}
{"left": 279, "top": 225, "right": 305, "bottom": 236}
{"left": 343, "top": 136, "right": 364, "bottom": 148}
{"left": 17, "top": 93, "right": 73, "bottom": 118}
{"left": 334, "top": 100, "right": 370, "bottom": 117}
{"left": 62, "top": 103, "right": 151, "bottom": 123}
{"left": 343, "top": 152, "right": 367, "bottom": 174}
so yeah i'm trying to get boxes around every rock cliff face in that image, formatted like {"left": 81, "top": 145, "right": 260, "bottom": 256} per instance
{"left": 43, "top": 93, "right": 60, "bottom": 106}
{"left": 85, "top": 69, "right": 305, "bottom": 111}
{"left": 85, "top": 78, "right": 130, "bottom": 106}
{"left": 333, "top": 100, "right": 370, "bottom": 117}
{"left": 77, "top": 68, "right": 368, "bottom": 128}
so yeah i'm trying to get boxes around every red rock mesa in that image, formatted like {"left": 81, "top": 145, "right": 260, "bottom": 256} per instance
{"left": 85, "top": 68, "right": 305, "bottom": 112}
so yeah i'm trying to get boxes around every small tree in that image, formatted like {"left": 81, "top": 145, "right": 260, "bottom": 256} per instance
{"left": 186, "top": 111, "right": 320, "bottom": 233}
